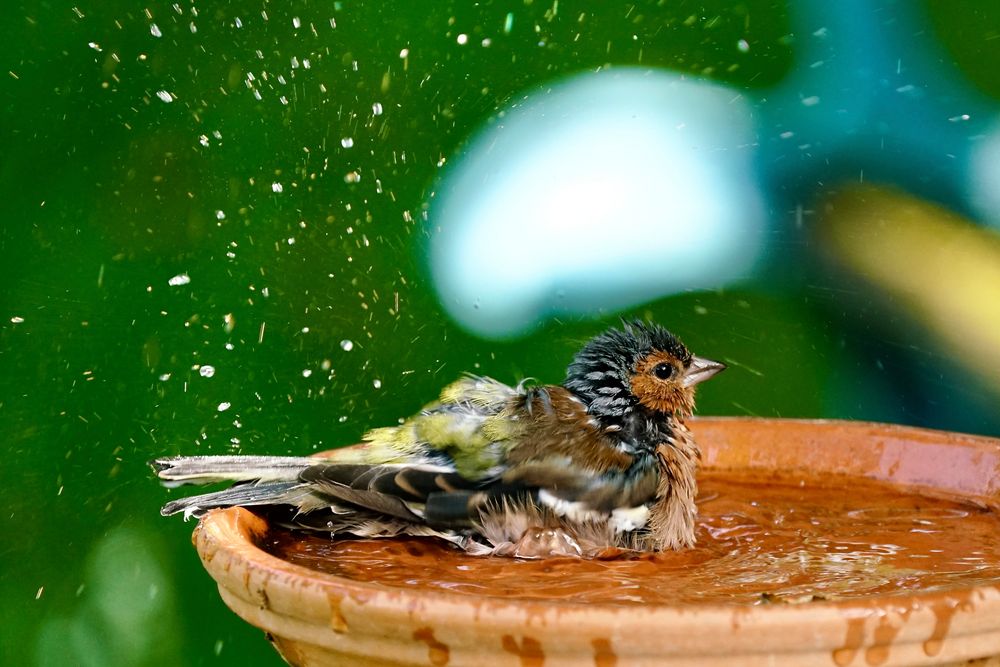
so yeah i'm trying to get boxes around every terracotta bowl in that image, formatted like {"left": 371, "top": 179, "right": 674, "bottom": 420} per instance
{"left": 192, "top": 418, "right": 1000, "bottom": 666}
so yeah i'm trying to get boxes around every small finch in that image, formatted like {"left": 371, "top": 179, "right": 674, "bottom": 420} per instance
{"left": 153, "top": 320, "right": 725, "bottom": 558}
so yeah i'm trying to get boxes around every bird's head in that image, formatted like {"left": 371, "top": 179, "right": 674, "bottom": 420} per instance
{"left": 563, "top": 320, "right": 725, "bottom": 421}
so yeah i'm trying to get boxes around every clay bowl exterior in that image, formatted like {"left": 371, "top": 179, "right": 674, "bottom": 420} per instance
{"left": 192, "top": 418, "right": 1000, "bottom": 666}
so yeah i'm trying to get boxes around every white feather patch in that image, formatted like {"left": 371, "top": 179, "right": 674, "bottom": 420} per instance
{"left": 536, "top": 490, "right": 648, "bottom": 533}
{"left": 537, "top": 489, "right": 604, "bottom": 523}
{"left": 610, "top": 505, "right": 649, "bottom": 532}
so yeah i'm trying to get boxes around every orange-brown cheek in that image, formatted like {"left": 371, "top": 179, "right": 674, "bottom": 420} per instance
{"left": 631, "top": 352, "right": 689, "bottom": 415}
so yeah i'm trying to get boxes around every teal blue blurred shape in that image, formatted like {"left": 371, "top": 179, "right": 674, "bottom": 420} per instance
{"left": 754, "top": 0, "right": 999, "bottom": 222}
{"left": 429, "top": 68, "right": 766, "bottom": 337}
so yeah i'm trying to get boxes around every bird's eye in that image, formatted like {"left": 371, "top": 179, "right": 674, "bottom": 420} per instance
{"left": 652, "top": 363, "right": 674, "bottom": 380}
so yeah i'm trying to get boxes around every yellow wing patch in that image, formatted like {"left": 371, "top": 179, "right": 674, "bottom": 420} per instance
{"left": 350, "top": 424, "right": 423, "bottom": 464}
{"left": 439, "top": 376, "right": 517, "bottom": 408}
{"left": 331, "top": 376, "right": 522, "bottom": 477}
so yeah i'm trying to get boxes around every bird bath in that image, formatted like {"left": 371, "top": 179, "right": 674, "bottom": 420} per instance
{"left": 191, "top": 418, "right": 1000, "bottom": 666}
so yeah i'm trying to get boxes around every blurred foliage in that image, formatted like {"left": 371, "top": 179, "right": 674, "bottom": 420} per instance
{"left": 1, "top": 1, "right": 998, "bottom": 665}
{"left": 926, "top": 1, "right": 1000, "bottom": 99}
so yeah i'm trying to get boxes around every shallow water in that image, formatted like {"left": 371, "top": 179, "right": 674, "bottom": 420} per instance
{"left": 261, "top": 471, "right": 1000, "bottom": 605}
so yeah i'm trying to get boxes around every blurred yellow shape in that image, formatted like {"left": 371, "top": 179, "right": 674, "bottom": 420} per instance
{"left": 823, "top": 186, "right": 1000, "bottom": 393}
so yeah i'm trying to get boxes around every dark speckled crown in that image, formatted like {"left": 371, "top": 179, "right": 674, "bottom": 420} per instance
{"left": 562, "top": 320, "right": 691, "bottom": 419}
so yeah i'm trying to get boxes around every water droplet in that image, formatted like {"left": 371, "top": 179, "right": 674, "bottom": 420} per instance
{"left": 217, "top": 402, "right": 231, "bottom": 412}
{"left": 372, "top": 379, "right": 382, "bottom": 389}
{"left": 168, "top": 273, "right": 191, "bottom": 286}
{"left": 399, "top": 48, "right": 410, "bottom": 58}
{"left": 302, "top": 369, "right": 313, "bottom": 377}
{"left": 456, "top": 33, "right": 468, "bottom": 45}
{"left": 341, "top": 137, "right": 354, "bottom": 148}
{"left": 737, "top": 39, "right": 750, "bottom": 53}
{"left": 340, "top": 339, "right": 354, "bottom": 351}
{"left": 199, "top": 365, "right": 216, "bottom": 378}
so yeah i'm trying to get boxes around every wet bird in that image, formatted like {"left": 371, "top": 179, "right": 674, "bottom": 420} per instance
{"left": 153, "top": 320, "right": 725, "bottom": 558}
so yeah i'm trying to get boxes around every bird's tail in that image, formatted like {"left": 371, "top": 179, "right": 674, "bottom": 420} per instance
{"left": 152, "top": 455, "right": 314, "bottom": 487}
{"left": 151, "top": 455, "right": 319, "bottom": 519}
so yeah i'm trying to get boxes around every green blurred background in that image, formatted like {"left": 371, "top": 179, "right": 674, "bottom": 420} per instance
{"left": 3, "top": 1, "right": 999, "bottom": 665}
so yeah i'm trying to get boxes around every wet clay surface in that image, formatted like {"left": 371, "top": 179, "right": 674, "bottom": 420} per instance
{"left": 258, "top": 471, "right": 1000, "bottom": 606}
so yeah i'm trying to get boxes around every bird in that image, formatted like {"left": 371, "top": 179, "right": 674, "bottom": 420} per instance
{"left": 153, "top": 320, "right": 725, "bottom": 558}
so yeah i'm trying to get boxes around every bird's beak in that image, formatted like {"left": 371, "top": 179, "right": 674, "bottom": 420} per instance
{"left": 682, "top": 356, "right": 726, "bottom": 387}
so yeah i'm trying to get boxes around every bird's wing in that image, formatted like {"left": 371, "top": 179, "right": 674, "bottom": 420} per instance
{"left": 296, "top": 456, "right": 561, "bottom": 531}
{"left": 277, "top": 375, "right": 524, "bottom": 526}
{"left": 495, "top": 386, "right": 659, "bottom": 513}
{"left": 298, "top": 461, "right": 480, "bottom": 514}
{"left": 326, "top": 374, "right": 523, "bottom": 479}
{"left": 362, "top": 384, "right": 658, "bottom": 529}
{"left": 501, "top": 453, "right": 659, "bottom": 513}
